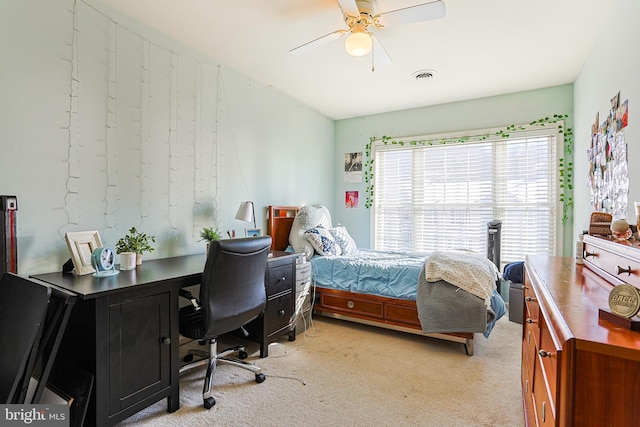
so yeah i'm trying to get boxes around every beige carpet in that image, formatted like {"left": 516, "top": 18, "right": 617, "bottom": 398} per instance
{"left": 119, "top": 315, "right": 524, "bottom": 427}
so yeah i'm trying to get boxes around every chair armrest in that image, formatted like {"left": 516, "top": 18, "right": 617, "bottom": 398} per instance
{"left": 179, "top": 288, "right": 201, "bottom": 311}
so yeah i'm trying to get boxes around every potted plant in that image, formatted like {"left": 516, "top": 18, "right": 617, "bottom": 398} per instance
{"left": 116, "top": 227, "right": 156, "bottom": 265}
{"left": 200, "top": 227, "right": 221, "bottom": 253}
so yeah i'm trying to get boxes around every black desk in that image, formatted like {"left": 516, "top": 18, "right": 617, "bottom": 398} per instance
{"left": 32, "top": 254, "right": 206, "bottom": 427}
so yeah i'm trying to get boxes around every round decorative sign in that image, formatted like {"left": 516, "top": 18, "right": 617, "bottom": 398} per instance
{"left": 608, "top": 284, "right": 640, "bottom": 318}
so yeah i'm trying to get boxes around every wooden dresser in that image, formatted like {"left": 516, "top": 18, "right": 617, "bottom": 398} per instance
{"left": 522, "top": 235, "right": 640, "bottom": 427}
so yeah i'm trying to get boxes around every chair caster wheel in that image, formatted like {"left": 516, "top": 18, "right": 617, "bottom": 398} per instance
{"left": 255, "top": 373, "right": 266, "bottom": 383}
{"left": 183, "top": 354, "right": 193, "bottom": 363}
{"left": 204, "top": 396, "right": 216, "bottom": 409}
{"left": 239, "top": 350, "right": 248, "bottom": 359}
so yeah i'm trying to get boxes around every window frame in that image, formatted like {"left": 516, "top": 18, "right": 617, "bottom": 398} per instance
{"left": 369, "top": 122, "right": 564, "bottom": 262}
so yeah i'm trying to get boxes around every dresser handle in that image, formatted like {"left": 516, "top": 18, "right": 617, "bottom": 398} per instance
{"left": 161, "top": 337, "right": 171, "bottom": 345}
{"left": 584, "top": 250, "right": 596, "bottom": 258}
{"left": 279, "top": 309, "right": 285, "bottom": 316}
{"left": 538, "top": 349, "right": 552, "bottom": 357}
{"left": 347, "top": 300, "right": 355, "bottom": 309}
{"left": 526, "top": 318, "right": 537, "bottom": 324}
{"left": 542, "top": 401, "right": 546, "bottom": 423}
{"left": 617, "top": 265, "right": 632, "bottom": 276}
{"left": 525, "top": 296, "right": 536, "bottom": 302}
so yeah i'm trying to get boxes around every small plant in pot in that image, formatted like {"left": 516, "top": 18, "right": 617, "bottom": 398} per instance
{"left": 116, "top": 227, "right": 156, "bottom": 265}
{"left": 200, "top": 227, "right": 221, "bottom": 253}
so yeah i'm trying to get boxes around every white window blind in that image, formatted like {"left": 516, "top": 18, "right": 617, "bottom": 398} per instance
{"left": 372, "top": 126, "right": 560, "bottom": 264}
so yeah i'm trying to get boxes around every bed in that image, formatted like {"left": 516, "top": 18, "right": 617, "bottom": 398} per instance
{"left": 266, "top": 205, "right": 506, "bottom": 355}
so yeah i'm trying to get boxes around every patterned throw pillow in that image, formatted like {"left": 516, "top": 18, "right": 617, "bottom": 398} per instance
{"left": 304, "top": 225, "right": 342, "bottom": 256}
{"left": 329, "top": 226, "right": 357, "bottom": 255}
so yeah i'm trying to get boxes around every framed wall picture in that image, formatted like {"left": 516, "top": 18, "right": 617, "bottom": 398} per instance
{"left": 245, "top": 228, "right": 262, "bottom": 237}
{"left": 64, "top": 231, "right": 103, "bottom": 275}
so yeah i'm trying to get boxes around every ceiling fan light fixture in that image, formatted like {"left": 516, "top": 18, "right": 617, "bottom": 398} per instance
{"left": 344, "top": 23, "right": 372, "bottom": 57}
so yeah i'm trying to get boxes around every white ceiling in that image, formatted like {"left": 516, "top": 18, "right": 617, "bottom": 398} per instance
{"left": 95, "top": 0, "right": 618, "bottom": 120}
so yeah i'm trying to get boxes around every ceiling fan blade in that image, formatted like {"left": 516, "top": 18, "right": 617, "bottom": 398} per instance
{"left": 337, "top": 0, "right": 360, "bottom": 17}
{"left": 376, "top": 0, "right": 446, "bottom": 27}
{"left": 290, "top": 30, "right": 348, "bottom": 55}
{"left": 371, "top": 34, "right": 392, "bottom": 71}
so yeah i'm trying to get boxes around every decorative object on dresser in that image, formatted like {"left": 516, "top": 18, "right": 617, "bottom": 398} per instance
{"left": 610, "top": 218, "right": 631, "bottom": 241}
{"left": 522, "top": 236, "right": 640, "bottom": 427}
{"left": 588, "top": 211, "right": 612, "bottom": 236}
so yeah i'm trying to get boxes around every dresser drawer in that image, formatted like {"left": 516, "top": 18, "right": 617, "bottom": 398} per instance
{"left": 537, "top": 316, "right": 559, "bottom": 409}
{"left": 532, "top": 367, "right": 555, "bottom": 427}
{"left": 583, "top": 241, "right": 640, "bottom": 287}
{"left": 523, "top": 285, "right": 540, "bottom": 347}
{"left": 523, "top": 318, "right": 538, "bottom": 368}
{"left": 266, "top": 264, "right": 293, "bottom": 296}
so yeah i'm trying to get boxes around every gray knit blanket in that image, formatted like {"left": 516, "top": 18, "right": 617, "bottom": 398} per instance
{"left": 417, "top": 250, "right": 503, "bottom": 336}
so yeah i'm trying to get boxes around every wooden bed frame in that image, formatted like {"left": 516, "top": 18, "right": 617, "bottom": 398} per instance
{"left": 266, "top": 205, "right": 474, "bottom": 355}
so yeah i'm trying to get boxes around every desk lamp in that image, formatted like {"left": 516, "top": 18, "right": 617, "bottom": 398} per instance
{"left": 235, "top": 201, "right": 256, "bottom": 228}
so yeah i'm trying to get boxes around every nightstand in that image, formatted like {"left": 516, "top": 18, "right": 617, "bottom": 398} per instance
{"left": 245, "top": 251, "right": 297, "bottom": 357}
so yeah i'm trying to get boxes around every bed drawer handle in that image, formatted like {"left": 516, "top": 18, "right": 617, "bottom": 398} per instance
{"left": 617, "top": 265, "right": 632, "bottom": 276}
{"left": 525, "top": 296, "right": 536, "bottom": 302}
{"left": 526, "top": 318, "right": 537, "bottom": 324}
{"left": 347, "top": 300, "right": 355, "bottom": 309}
{"left": 584, "top": 250, "right": 596, "bottom": 258}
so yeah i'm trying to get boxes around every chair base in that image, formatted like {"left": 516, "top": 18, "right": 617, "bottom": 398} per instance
{"left": 179, "top": 339, "right": 265, "bottom": 409}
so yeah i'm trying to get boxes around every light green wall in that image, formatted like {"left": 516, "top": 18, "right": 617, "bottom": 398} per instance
{"left": 335, "top": 85, "right": 574, "bottom": 255}
{"left": 574, "top": 0, "right": 640, "bottom": 245}
{"left": 0, "top": 0, "right": 334, "bottom": 275}
{"left": 3, "top": 0, "right": 635, "bottom": 274}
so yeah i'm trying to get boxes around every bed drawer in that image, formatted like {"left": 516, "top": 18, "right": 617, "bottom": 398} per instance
{"left": 319, "top": 292, "right": 384, "bottom": 319}
{"left": 385, "top": 302, "right": 421, "bottom": 327}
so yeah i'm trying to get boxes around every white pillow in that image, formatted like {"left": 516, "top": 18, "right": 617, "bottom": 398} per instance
{"left": 289, "top": 205, "right": 332, "bottom": 258}
{"left": 330, "top": 226, "right": 357, "bottom": 255}
{"left": 304, "top": 225, "right": 342, "bottom": 256}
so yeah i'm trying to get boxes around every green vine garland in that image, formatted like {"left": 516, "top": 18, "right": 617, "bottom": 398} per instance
{"left": 365, "top": 114, "right": 573, "bottom": 223}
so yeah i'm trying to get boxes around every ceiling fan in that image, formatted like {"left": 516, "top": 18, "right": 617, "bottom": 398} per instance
{"left": 289, "top": 0, "right": 446, "bottom": 69}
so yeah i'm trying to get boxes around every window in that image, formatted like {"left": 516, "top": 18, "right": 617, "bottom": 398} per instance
{"left": 371, "top": 124, "right": 561, "bottom": 265}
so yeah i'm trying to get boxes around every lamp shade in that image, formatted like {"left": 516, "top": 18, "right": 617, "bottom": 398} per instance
{"left": 344, "top": 23, "right": 372, "bottom": 57}
{"left": 235, "top": 201, "right": 256, "bottom": 228}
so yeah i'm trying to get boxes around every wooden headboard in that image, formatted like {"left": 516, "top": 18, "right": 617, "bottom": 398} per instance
{"left": 266, "top": 205, "right": 301, "bottom": 251}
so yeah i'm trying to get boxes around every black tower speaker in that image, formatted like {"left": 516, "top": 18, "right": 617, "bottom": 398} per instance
{"left": 1, "top": 195, "right": 18, "bottom": 276}
{"left": 487, "top": 220, "right": 502, "bottom": 270}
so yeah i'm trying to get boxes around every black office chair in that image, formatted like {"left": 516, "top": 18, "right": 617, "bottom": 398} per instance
{"left": 179, "top": 236, "right": 272, "bottom": 409}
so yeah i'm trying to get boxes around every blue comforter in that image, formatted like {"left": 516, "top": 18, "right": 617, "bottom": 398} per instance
{"left": 310, "top": 249, "right": 506, "bottom": 337}
{"left": 311, "top": 248, "right": 429, "bottom": 299}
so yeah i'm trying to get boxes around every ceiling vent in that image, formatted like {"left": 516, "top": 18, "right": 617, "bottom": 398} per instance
{"left": 411, "top": 69, "right": 437, "bottom": 81}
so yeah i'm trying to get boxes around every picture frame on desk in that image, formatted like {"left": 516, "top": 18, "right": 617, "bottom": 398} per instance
{"left": 64, "top": 230, "right": 103, "bottom": 275}
{"left": 246, "top": 228, "right": 262, "bottom": 237}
